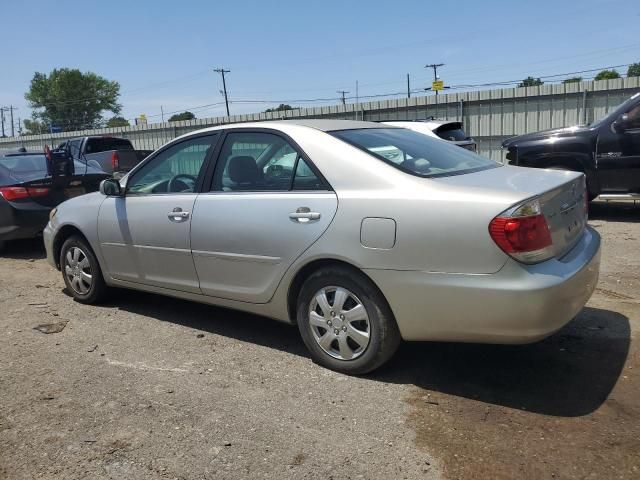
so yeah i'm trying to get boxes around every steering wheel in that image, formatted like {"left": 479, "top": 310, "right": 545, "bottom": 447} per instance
{"left": 167, "top": 174, "right": 197, "bottom": 192}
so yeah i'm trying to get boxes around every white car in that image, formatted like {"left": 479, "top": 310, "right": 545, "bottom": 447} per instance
{"left": 383, "top": 120, "right": 476, "bottom": 152}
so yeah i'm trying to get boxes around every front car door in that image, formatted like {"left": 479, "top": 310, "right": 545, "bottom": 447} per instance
{"left": 97, "top": 133, "right": 219, "bottom": 292}
{"left": 596, "top": 97, "right": 640, "bottom": 193}
{"left": 190, "top": 129, "right": 338, "bottom": 303}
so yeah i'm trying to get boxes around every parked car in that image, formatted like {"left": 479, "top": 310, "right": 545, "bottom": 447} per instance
{"left": 502, "top": 92, "right": 640, "bottom": 201}
{"left": 383, "top": 120, "right": 477, "bottom": 152}
{"left": 57, "top": 136, "right": 153, "bottom": 176}
{"left": 44, "top": 120, "right": 600, "bottom": 374}
{"left": 0, "top": 149, "right": 109, "bottom": 252}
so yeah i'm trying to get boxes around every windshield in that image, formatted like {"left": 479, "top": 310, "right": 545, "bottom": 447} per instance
{"left": 589, "top": 93, "right": 640, "bottom": 128}
{"left": 331, "top": 128, "right": 498, "bottom": 178}
{"left": 0, "top": 154, "right": 48, "bottom": 172}
{"left": 85, "top": 138, "right": 134, "bottom": 153}
{"left": 0, "top": 154, "right": 105, "bottom": 176}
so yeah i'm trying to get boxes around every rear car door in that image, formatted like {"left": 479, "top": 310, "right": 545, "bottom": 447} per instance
{"left": 97, "top": 134, "right": 219, "bottom": 292}
{"left": 190, "top": 130, "right": 338, "bottom": 303}
{"left": 596, "top": 100, "right": 640, "bottom": 193}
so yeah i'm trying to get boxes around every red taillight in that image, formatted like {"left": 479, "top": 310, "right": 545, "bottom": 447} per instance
{"left": 111, "top": 151, "right": 119, "bottom": 171}
{"left": 489, "top": 199, "right": 554, "bottom": 264}
{"left": 0, "top": 186, "right": 50, "bottom": 201}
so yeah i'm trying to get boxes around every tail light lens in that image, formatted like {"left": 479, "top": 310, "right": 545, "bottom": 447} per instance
{"left": 0, "top": 186, "right": 51, "bottom": 201}
{"left": 111, "top": 151, "right": 119, "bottom": 171}
{"left": 489, "top": 198, "right": 554, "bottom": 264}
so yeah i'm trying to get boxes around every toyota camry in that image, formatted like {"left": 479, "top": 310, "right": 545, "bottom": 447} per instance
{"left": 43, "top": 120, "right": 600, "bottom": 374}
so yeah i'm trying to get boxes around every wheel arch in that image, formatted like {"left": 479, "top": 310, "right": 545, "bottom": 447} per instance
{"left": 286, "top": 258, "right": 394, "bottom": 325}
{"left": 52, "top": 225, "right": 92, "bottom": 270}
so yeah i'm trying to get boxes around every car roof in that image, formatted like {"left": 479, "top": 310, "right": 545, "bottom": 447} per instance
{"left": 0, "top": 150, "right": 44, "bottom": 157}
{"left": 384, "top": 120, "right": 459, "bottom": 128}
{"left": 271, "top": 119, "right": 399, "bottom": 132}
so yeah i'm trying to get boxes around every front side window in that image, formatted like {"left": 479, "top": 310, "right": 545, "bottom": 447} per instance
{"left": 332, "top": 128, "right": 498, "bottom": 178}
{"left": 211, "top": 132, "right": 326, "bottom": 191}
{"left": 127, "top": 134, "right": 218, "bottom": 194}
{"left": 625, "top": 103, "right": 640, "bottom": 129}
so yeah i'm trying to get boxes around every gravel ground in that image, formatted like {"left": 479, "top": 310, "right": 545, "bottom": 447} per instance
{"left": 0, "top": 201, "right": 638, "bottom": 480}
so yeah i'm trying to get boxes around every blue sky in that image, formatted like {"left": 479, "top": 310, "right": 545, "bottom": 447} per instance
{"left": 2, "top": 0, "right": 639, "bottom": 127}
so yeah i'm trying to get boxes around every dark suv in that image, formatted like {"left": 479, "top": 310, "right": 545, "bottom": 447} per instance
{"left": 503, "top": 92, "right": 640, "bottom": 200}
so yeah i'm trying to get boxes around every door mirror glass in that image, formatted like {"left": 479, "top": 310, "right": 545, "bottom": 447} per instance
{"left": 100, "top": 178, "right": 123, "bottom": 196}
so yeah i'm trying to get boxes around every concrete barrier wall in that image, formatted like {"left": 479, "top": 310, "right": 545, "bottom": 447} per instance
{"left": 2, "top": 77, "right": 639, "bottom": 162}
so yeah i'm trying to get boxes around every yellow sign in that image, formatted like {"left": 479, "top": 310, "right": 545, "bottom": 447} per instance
{"left": 432, "top": 80, "right": 444, "bottom": 91}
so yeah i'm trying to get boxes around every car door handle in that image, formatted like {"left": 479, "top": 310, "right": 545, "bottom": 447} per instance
{"left": 167, "top": 210, "right": 190, "bottom": 221}
{"left": 289, "top": 208, "right": 321, "bottom": 222}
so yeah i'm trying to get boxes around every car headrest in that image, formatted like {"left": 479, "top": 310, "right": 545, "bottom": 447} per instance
{"left": 228, "top": 156, "right": 261, "bottom": 184}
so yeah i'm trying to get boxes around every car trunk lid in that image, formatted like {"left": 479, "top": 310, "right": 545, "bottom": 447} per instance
{"left": 433, "top": 165, "right": 587, "bottom": 260}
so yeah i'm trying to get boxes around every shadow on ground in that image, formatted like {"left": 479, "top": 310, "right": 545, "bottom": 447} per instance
{"left": 589, "top": 200, "right": 640, "bottom": 223}
{"left": 108, "top": 288, "right": 629, "bottom": 418}
{"left": 0, "top": 237, "right": 46, "bottom": 259}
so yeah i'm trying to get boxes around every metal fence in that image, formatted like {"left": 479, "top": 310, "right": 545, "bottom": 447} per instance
{"left": 2, "top": 76, "right": 639, "bottom": 162}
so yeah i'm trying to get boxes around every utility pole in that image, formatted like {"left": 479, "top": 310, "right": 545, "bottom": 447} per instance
{"left": 17, "top": 117, "right": 22, "bottom": 136}
{"left": 407, "top": 74, "right": 411, "bottom": 98}
{"left": 9, "top": 106, "right": 15, "bottom": 137}
{"left": 425, "top": 63, "right": 444, "bottom": 97}
{"left": 355, "top": 81, "right": 359, "bottom": 120}
{"left": 337, "top": 90, "right": 349, "bottom": 105}
{"left": 214, "top": 68, "right": 231, "bottom": 116}
{"left": 425, "top": 63, "right": 444, "bottom": 119}
{"left": 0, "top": 108, "right": 5, "bottom": 137}
{"left": 160, "top": 105, "right": 164, "bottom": 123}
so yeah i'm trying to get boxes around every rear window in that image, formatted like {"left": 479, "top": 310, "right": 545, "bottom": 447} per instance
{"left": 85, "top": 138, "right": 134, "bottom": 153}
{"left": 434, "top": 123, "right": 469, "bottom": 142}
{"left": 0, "top": 155, "right": 47, "bottom": 173}
{"left": 331, "top": 128, "right": 497, "bottom": 178}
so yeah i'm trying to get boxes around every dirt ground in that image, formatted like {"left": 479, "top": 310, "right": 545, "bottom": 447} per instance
{"left": 0, "top": 201, "right": 638, "bottom": 480}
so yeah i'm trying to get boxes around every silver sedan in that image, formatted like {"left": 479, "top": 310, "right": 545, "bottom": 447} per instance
{"left": 44, "top": 120, "right": 600, "bottom": 374}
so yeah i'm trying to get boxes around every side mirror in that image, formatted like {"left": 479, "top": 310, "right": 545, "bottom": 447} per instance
{"left": 612, "top": 114, "right": 629, "bottom": 133}
{"left": 99, "top": 178, "right": 123, "bottom": 196}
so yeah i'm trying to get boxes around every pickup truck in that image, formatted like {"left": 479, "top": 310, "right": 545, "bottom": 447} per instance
{"left": 58, "top": 136, "right": 153, "bottom": 176}
{"left": 502, "top": 92, "right": 640, "bottom": 201}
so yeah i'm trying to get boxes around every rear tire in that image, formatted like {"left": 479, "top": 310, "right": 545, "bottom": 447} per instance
{"left": 60, "top": 236, "right": 108, "bottom": 304}
{"left": 296, "top": 266, "right": 401, "bottom": 375}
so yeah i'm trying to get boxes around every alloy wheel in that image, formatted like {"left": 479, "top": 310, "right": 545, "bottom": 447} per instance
{"left": 64, "top": 246, "right": 92, "bottom": 295}
{"left": 308, "top": 286, "right": 371, "bottom": 360}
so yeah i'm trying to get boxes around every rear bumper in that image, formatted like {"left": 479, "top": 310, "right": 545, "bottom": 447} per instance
{"left": 364, "top": 226, "right": 601, "bottom": 343}
{"left": 0, "top": 200, "right": 50, "bottom": 242}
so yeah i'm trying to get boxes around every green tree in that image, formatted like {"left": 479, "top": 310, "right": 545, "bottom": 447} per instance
{"left": 25, "top": 68, "right": 121, "bottom": 131}
{"left": 23, "top": 119, "right": 50, "bottom": 135}
{"left": 562, "top": 77, "right": 583, "bottom": 84}
{"left": 265, "top": 104, "right": 295, "bottom": 113}
{"left": 627, "top": 63, "right": 640, "bottom": 77}
{"left": 106, "top": 116, "right": 130, "bottom": 128}
{"left": 168, "top": 111, "right": 196, "bottom": 122}
{"left": 594, "top": 69, "right": 620, "bottom": 81}
{"left": 518, "top": 77, "right": 544, "bottom": 87}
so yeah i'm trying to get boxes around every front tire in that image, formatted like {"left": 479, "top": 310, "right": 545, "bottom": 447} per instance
{"left": 296, "top": 266, "right": 401, "bottom": 375}
{"left": 60, "top": 236, "right": 108, "bottom": 304}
